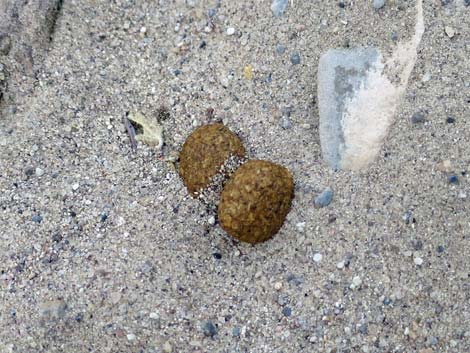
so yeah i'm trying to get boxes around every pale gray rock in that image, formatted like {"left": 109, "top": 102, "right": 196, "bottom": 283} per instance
{"left": 317, "top": 48, "right": 380, "bottom": 170}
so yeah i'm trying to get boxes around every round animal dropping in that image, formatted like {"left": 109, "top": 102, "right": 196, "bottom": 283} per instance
{"left": 178, "top": 123, "right": 246, "bottom": 195}
{"left": 218, "top": 160, "right": 294, "bottom": 244}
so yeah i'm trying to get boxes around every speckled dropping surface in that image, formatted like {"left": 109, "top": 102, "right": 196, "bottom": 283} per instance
{"left": 218, "top": 160, "right": 294, "bottom": 244}
{"left": 179, "top": 123, "right": 245, "bottom": 194}
{"left": 0, "top": 0, "right": 469, "bottom": 352}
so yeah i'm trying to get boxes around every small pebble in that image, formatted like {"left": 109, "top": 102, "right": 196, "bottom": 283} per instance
{"left": 274, "top": 282, "right": 283, "bottom": 291}
{"left": 446, "top": 117, "right": 455, "bottom": 123}
{"left": 212, "top": 252, "right": 222, "bottom": 260}
{"left": 149, "top": 312, "right": 159, "bottom": 320}
{"left": 391, "top": 32, "right": 398, "bottom": 41}
{"left": 202, "top": 321, "right": 217, "bottom": 337}
{"left": 312, "top": 253, "right": 323, "bottom": 263}
{"left": 296, "top": 222, "right": 306, "bottom": 233}
{"left": 276, "top": 44, "right": 286, "bottom": 55}
{"left": 277, "top": 294, "right": 289, "bottom": 306}
{"left": 383, "top": 298, "right": 392, "bottom": 305}
{"left": 226, "top": 27, "right": 235, "bottom": 36}
{"left": 207, "top": 8, "right": 217, "bottom": 17}
{"left": 314, "top": 187, "right": 334, "bottom": 208}
{"left": 282, "top": 307, "right": 292, "bottom": 317}
{"left": 271, "top": 0, "right": 288, "bottom": 17}
{"left": 411, "top": 112, "right": 426, "bottom": 124}
{"left": 336, "top": 261, "right": 345, "bottom": 269}
{"left": 436, "top": 245, "right": 445, "bottom": 253}
{"left": 232, "top": 327, "right": 241, "bottom": 337}
{"left": 373, "top": 0, "right": 385, "bottom": 9}
{"left": 32, "top": 215, "right": 43, "bottom": 223}
{"left": 35, "top": 168, "right": 44, "bottom": 177}
{"left": 280, "top": 116, "right": 292, "bottom": 129}
{"left": 208, "top": 216, "right": 216, "bottom": 225}
{"left": 72, "top": 183, "right": 80, "bottom": 191}
{"left": 127, "top": 333, "right": 136, "bottom": 341}
{"left": 413, "top": 257, "right": 423, "bottom": 266}
{"left": 445, "top": 26, "right": 455, "bottom": 38}
{"left": 350, "top": 276, "right": 362, "bottom": 289}
{"left": 100, "top": 213, "right": 108, "bottom": 222}
{"left": 448, "top": 175, "right": 459, "bottom": 184}
{"left": 290, "top": 53, "right": 301, "bottom": 65}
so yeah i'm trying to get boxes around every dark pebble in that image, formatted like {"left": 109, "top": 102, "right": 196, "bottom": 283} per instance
{"left": 359, "top": 324, "right": 368, "bottom": 334}
{"left": 383, "top": 298, "right": 392, "bottom": 305}
{"left": 391, "top": 32, "right": 398, "bottom": 41}
{"left": 448, "top": 175, "right": 459, "bottom": 184}
{"left": 32, "top": 215, "right": 43, "bottom": 223}
{"left": 412, "top": 239, "right": 423, "bottom": 251}
{"left": 290, "top": 53, "right": 301, "bottom": 65}
{"left": 411, "top": 112, "right": 426, "bottom": 124}
{"left": 437, "top": 245, "right": 445, "bottom": 253}
{"left": 282, "top": 307, "right": 292, "bottom": 317}
{"left": 287, "top": 274, "right": 304, "bottom": 286}
{"left": 75, "top": 313, "right": 84, "bottom": 322}
{"left": 338, "top": 1, "right": 345, "bottom": 8}
{"left": 174, "top": 69, "right": 182, "bottom": 76}
{"left": 199, "top": 40, "right": 207, "bottom": 49}
{"left": 202, "top": 321, "right": 217, "bottom": 337}
{"left": 212, "top": 252, "right": 222, "bottom": 260}
{"left": 52, "top": 233, "right": 63, "bottom": 242}
{"left": 25, "top": 168, "right": 34, "bottom": 176}
{"left": 100, "top": 213, "right": 108, "bottom": 222}
{"left": 446, "top": 117, "right": 455, "bottom": 124}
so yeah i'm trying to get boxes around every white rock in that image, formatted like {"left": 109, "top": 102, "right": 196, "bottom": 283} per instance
{"left": 127, "top": 333, "right": 136, "bottom": 341}
{"left": 350, "top": 276, "right": 362, "bottom": 289}
{"left": 414, "top": 257, "right": 423, "bottom": 266}
{"left": 445, "top": 26, "right": 455, "bottom": 38}
{"left": 296, "top": 222, "right": 306, "bottom": 233}
{"left": 208, "top": 216, "right": 216, "bottom": 225}
{"left": 336, "top": 261, "right": 345, "bottom": 269}
{"left": 35, "top": 167, "right": 44, "bottom": 177}
{"left": 313, "top": 253, "right": 323, "bottom": 263}
{"left": 226, "top": 27, "right": 235, "bottom": 36}
{"left": 149, "top": 312, "right": 159, "bottom": 320}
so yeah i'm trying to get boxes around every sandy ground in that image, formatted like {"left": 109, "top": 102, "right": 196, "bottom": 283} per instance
{"left": 0, "top": 0, "right": 469, "bottom": 352}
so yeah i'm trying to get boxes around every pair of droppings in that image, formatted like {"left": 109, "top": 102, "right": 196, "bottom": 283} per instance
{"left": 178, "top": 124, "right": 294, "bottom": 244}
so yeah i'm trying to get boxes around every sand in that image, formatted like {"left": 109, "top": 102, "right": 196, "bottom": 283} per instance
{"left": 0, "top": 0, "right": 469, "bottom": 352}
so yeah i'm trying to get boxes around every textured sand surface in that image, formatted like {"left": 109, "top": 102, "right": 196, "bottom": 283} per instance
{"left": 0, "top": 1, "right": 469, "bottom": 352}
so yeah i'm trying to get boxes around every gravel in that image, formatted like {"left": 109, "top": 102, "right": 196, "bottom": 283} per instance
{"left": 290, "top": 52, "right": 301, "bottom": 65}
{"left": 0, "top": 0, "right": 468, "bottom": 352}
{"left": 314, "top": 187, "right": 334, "bottom": 208}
